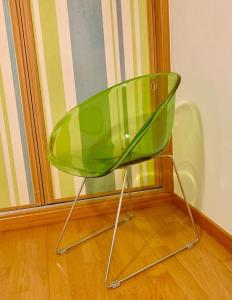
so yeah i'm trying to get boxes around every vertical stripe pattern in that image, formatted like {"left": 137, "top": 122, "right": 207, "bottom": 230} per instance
{"left": 31, "top": 0, "right": 158, "bottom": 201}
{"left": 0, "top": 0, "right": 34, "bottom": 208}
{"left": 55, "top": 0, "right": 86, "bottom": 195}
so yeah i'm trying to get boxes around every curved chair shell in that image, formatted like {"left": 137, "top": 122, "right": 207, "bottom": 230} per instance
{"left": 48, "top": 73, "right": 181, "bottom": 178}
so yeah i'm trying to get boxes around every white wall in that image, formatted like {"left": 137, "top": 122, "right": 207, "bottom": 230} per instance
{"left": 169, "top": 0, "right": 232, "bottom": 234}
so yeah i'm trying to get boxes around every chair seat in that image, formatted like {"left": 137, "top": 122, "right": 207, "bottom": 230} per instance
{"left": 49, "top": 153, "right": 119, "bottom": 177}
{"left": 48, "top": 73, "right": 181, "bottom": 178}
{"left": 49, "top": 149, "right": 154, "bottom": 178}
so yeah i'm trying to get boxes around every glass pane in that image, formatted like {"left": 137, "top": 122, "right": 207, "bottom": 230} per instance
{"left": 31, "top": 0, "right": 162, "bottom": 201}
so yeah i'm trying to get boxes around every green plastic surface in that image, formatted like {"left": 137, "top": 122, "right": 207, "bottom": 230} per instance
{"left": 48, "top": 73, "right": 181, "bottom": 178}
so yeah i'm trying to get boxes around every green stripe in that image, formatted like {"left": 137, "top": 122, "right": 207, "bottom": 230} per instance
{"left": 139, "top": 0, "right": 155, "bottom": 185}
{"left": 142, "top": 83, "right": 155, "bottom": 186}
{"left": 0, "top": 134, "right": 11, "bottom": 208}
{"left": 0, "top": 68, "right": 20, "bottom": 205}
{"left": 109, "top": 2, "right": 124, "bottom": 184}
{"left": 139, "top": 0, "right": 150, "bottom": 74}
{"left": 130, "top": 0, "right": 138, "bottom": 76}
{"left": 110, "top": 0, "right": 119, "bottom": 83}
{"left": 38, "top": 0, "right": 75, "bottom": 198}
{"left": 130, "top": 0, "right": 144, "bottom": 186}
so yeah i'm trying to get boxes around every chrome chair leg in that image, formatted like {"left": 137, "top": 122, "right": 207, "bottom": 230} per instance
{"left": 126, "top": 166, "right": 134, "bottom": 219}
{"left": 105, "top": 155, "right": 199, "bottom": 289}
{"left": 56, "top": 177, "right": 86, "bottom": 254}
{"left": 56, "top": 170, "right": 133, "bottom": 255}
{"left": 156, "top": 154, "right": 199, "bottom": 242}
{"left": 105, "top": 168, "right": 128, "bottom": 287}
{"left": 168, "top": 155, "right": 199, "bottom": 242}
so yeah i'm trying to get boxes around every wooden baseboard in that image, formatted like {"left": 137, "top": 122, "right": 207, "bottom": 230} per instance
{"left": 0, "top": 191, "right": 173, "bottom": 232}
{"left": 172, "top": 193, "right": 232, "bottom": 253}
{"left": 1, "top": 190, "right": 231, "bottom": 253}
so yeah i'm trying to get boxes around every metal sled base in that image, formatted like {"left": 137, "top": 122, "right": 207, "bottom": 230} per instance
{"left": 55, "top": 155, "right": 199, "bottom": 288}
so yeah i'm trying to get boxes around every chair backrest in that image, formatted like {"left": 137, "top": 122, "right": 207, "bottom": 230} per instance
{"left": 109, "top": 73, "right": 181, "bottom": 170}
{"left": 49, "top": 73, "right": 180, "bottom": 177}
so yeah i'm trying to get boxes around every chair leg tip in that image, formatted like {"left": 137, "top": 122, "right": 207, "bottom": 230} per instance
{"left": 56, "top": 248, "right": 67, "bottom": 255}
{"left": 124, "top": 213, "right": 134, "bottom": 222}
{"left": 107, "top": 281, "right": 121, "bottom": 289}
{"left": 129, "top": 213, "right": 134, "bottom": 219}
{"left": 186, "top": 242, "right": 194, "bottom": 249}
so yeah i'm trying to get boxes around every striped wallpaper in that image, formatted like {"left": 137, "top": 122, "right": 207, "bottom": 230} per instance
{"left": 0, "top": 0, "right": 34, "bottom": 208}
{"left": 31, "top": 0, "right": 159, "bottom": 200}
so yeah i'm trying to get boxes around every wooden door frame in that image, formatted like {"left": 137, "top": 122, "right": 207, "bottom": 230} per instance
{"left": 1, "top": 0, "right": 48, "bottom": 210}
{"left": 7, "top": 0, "right": 173, "bottom": 208}
{"left": 9, "top": 0, "right": 54, "bottom": 205}
{"left": 148, "top": 0, "right": 173, "bottom": 192}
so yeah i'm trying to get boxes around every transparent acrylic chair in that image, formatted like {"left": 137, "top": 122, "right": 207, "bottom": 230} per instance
{"left": 48, "top": 73, "right": 199, "bottom": 288}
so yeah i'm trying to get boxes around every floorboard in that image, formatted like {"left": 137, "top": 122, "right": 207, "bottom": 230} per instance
{"left": 0, "top": 205, "right": 231, "bottom": 299}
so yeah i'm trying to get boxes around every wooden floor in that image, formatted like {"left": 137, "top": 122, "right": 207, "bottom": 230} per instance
{"left": 0, "top": 204, "right": 232, "bottom": 300}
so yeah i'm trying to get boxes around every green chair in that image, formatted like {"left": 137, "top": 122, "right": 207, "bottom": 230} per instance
{"left": 48, "top": 73, "right": 199, "bottom": 288}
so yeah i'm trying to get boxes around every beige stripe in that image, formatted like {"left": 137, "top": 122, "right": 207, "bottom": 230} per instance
{"left": 55, "top": 0, "right": 77, "bottom": 110}
{"left": 31, "top": 0, "right": 61, "bottom": 198}
{"left": 134, "top": 0, "right": 142, "bottom": 76}
{"left": 121, "top": 0, "right": 140, "bottom": 187}
{"left": 101, "top": 0, "right": 122, "bottom": 189}
{"left": 0, "top": 2, "right": 29, "bottom": 203}
{"left": 134, "top": 0, "right": 148, "bottom": 185}
{"left": 0, "top": 96, "right": 16, "bottom": 206}
{"left": 55, "top": 0, "right": 86, "bottom": 195}
{"left": 111, "top": 0, "right": 124, "bottom": 189}
{"left": 101, "top": 0, "right": 118, "bottom": 85}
